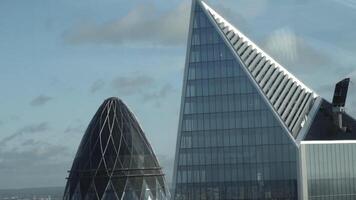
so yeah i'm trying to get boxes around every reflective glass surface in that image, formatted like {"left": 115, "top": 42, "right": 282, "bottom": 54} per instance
{"left": 302, "top": 142, "right": 356, "bottom": 200}
{"left": 173, "top": 4, "right": 298, "bottom": 200}
{"left": 64, "top": 98, "right": 170, "bottom": 200}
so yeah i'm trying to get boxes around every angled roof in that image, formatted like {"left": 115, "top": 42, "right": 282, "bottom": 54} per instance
{"left": 199, "top": 0, "right": 318, "bottom": 138}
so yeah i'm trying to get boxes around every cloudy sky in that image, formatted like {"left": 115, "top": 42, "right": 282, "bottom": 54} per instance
{"left": 1, "top": 0, "right": 356, "bottom": 189}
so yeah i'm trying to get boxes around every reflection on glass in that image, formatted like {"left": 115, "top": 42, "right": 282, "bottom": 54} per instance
{"left": 173, "top": 3, "right": 298, "bottom": 200}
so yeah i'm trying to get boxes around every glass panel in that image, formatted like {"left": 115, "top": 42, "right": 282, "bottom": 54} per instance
{"left": 303, "top": 143, "right": 356, "bottom": 199}
{"left": 174, "top": 4, "right": 298, "bottom": 200}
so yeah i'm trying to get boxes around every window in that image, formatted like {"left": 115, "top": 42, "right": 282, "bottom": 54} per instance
{"left": 181, "top": 135, "right": 192, "bottom": 148}
{"left": 195, "top": 64, "right": 202, "bottom": 79}
{"left": 208, "top": 62, "right": 215, "bottom": 78}
{"left": 228, "top": 95, "right": 235, "bottom": 111}
{"left": 202, "top": 79, "right": 209, "bottom": 96}
{"left": 248, "top": 111, "right": 255, "bottom": 128}
{"left": 229, "top": 112, "right": 235, "bottom": 129}
{"left": 186, "top": 81, "right": 196, "bottom": 97}
{"left": 188, "top": 65, "right": 196, "bottom": 80}
{"left": 213, "top": 44, "right": 221, "bottom": 61}
{"left": 201, "top": 62, "right": 209, "bottom": 78}
{"left": 199, "top": 12, "right": 207, "bottom": 28}
{"left": 221, "top": 60, "right": 227, "bottom": 77}
{"left": 200, "top": 28, "right": 207, "bottom": 45}
{"left": 190, "top": 47, "right": 200, "bottom": 62}
{"left": 207, "top": 45, "right": 214, "bottom": 61}
{"left": 210, "top": 113, "right": 217, "bottom": 130}
{"left": 219, "top": 43, "right": 226, "bottom": 60}
{"left": 197, "top": 97, "right": 203, "bottom": 113}
{"left": 196, "top": 80, "right": 203, "bottom": 96}
{"left": 242, "top": 111, "right": 248, "bottom": 128}
{"left": 201, "top": 45, "right": 208, "bottom": 61}
{"left": 192, "top": 31, "right": 200, "bottom": 45}
{"left": 227, "top": 77, "right": 234, "bottom": 94}
{"left": 183, "top": 117, "right": 192, "bottom": 131}
{"left": 203, "top": 97, "right": 210, "bottom": 113}
{"left": 234, "top": 61, "right": 241, "bottom": 76}
{"left": 208, "top": 79, "right": 216, "bottom": 96}
{"left": 206, "top": 28, "right": 214, "bottom": 44}
{"left": 213, "top": 30, "right": 220, "bottom": 43}
{"left": 184, "top": 101, "right": 191, "bottom": 114}
{"left": 179, "top": 153, "right": 186, "bottom": 165}
{"left": 221, "top": 78, "right": 228, "bottom": 94}
{"left": 226, "top": 60, "right": 234, "bottom": 77}
{"left": 209, "top": 96, "right": 216, "bottom": 113}
{"left": 240, "top": 95, "right": 247, "bottom": 111}
{"left": 235, "top": 112, "right": 241, "bottom": 128}
{"left": 222, "top": 95, "right": 228, "bottom": 112}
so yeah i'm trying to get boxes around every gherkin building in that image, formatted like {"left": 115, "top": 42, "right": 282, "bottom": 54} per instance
{"left": 64, "top": 97, "right": 170, "bottom": 200}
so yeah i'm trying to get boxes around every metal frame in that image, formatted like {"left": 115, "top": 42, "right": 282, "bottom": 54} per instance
{"left": 296, "top": 97, "right": 322, "bottom": 145}
{"left": 200, "top": 0, "right": 320, "bottom": 140}
{"left": 171, "top": 0, "right": 197, "bottom": 197}
{"left": 199, "top": 0, "right": 299, "bottom": 147}
{"left": 64, "top": 97, "right": 170, "bottom": 200}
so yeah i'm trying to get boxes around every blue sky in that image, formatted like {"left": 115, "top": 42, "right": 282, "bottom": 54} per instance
{"left": 0, "top": 0, "right": 356, "bottom": 189}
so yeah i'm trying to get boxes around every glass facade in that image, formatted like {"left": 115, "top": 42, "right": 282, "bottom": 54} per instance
{"left": 301, "top": 142, "right": 356, "bottom": 200}
{"left": 173, "top": 3, "right": 298, "bottom": 200}
{"left": 64, "top": 97, "right": 170, "bottom": 200}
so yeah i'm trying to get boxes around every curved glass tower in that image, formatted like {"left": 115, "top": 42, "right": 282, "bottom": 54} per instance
{"left": 64, "top": 97, "right": 170, "bottom": 200}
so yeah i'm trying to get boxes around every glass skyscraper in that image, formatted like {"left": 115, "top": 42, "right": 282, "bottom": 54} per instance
{"left": 300, "top": 141, "right": 356, "bottom": 199}
{"left": 173, "top": 0, "right": 356, "bottom": 199}
{"left": 64, "top": 97, "right": 170, "bottom": 200}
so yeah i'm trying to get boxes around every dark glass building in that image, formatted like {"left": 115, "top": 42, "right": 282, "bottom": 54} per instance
{"left": 64, "top": 97, "right": 170, "bottom": 200}
{"left": 172, "top": 0, "right": 356, "bottom": 199}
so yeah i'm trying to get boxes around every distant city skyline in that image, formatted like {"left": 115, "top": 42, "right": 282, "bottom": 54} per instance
{"left": 1, "top": 0, "right": 356, "bottom": 189}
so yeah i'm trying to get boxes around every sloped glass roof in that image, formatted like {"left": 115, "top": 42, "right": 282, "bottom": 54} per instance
{"left": 199, "top": 0, "right": 318, "bottom": 139}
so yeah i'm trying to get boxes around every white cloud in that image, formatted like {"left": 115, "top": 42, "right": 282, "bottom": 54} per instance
{"left": 262, "top": 27, "right": 333, "bottom": 70}
{"left": 63, "top": 1, "right": 190, "bottom": 47}
{"left": 0, "top": 122, "right": 50, "bottom": 148}
{"left": 30, "top": 95, "right": 53, "bottom": 107}
{"left": 111, "top": 74, "right": 155, "bottom": 95}
{"left": 0, "top": 139, "right": 70, "bottom": 189}
{"left": 90, "top": 79, "right": 105, "bottom": 94}
{"left": 331, "top": 0, "right": 356, "bottom": 9}
{"left": 263, "top": 28, "right": 298, "bottom": 64}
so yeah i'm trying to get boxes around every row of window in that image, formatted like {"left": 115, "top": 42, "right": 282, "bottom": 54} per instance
{"left": 187, "top": 60, "right": 243, "bottom": 80}
{"left": 193, "top": 10, "right": 212, "bottom": 29}
{"left": 176, "top": 162, "right": 297, "bottom": 183}
{"left": 185, "top": 77, "right": 256, "bottom": 97}
{"left": 181, "top": 110, "right": 279, "bottom": 131}
{"left": 305, "top": 144, "right": 356, "bottom": 197}
{"left": 308, "top": 179, "right": 356, "bottom": 199}
{"left": 180, "top": 127, "right": 291, "bottom": 149}
{"left": 178, "top": 144, "right": 296, "bottom": 166}
{"left": 175, "top": 180, "right": 297, "bottom": 199}
{"left": 190, "top": 43, "right": 234, "bottom": 63}
{"left": 183, "top": 94, "right": 265, "bottom": 114}
{"left": 191, "top": 27, "right": 222, "bottom": 45}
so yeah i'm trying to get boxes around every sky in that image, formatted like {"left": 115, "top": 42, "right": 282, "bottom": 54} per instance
{"left": 0, "top": 0, "right": 356, "bottom": 189}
